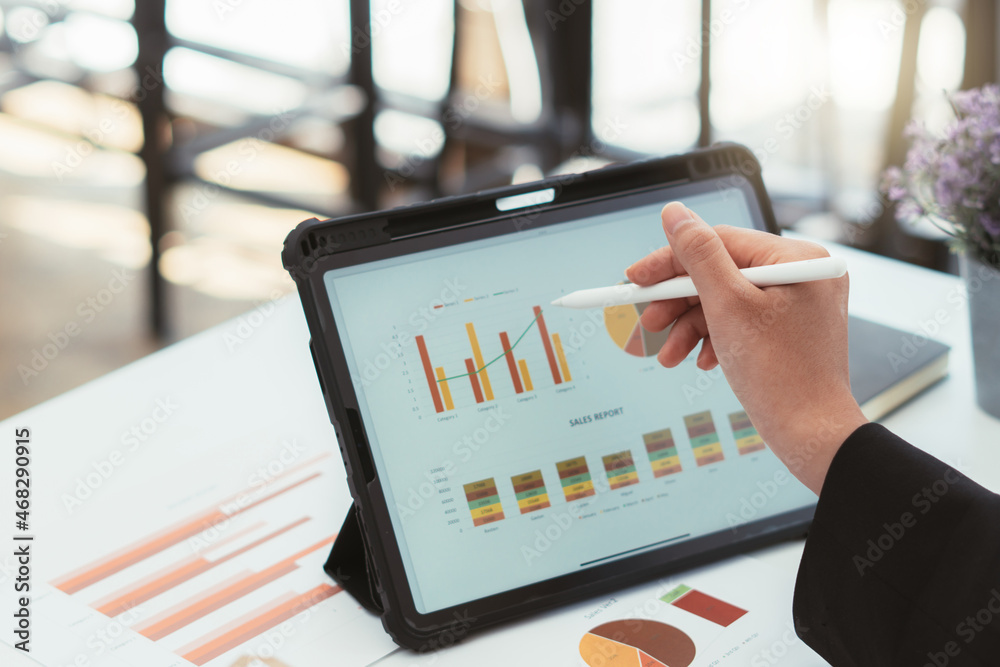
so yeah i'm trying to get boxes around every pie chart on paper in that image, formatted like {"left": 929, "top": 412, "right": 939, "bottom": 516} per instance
{"left": 604, "top": 296, "right": 673, "bottom": 358}
{"left": 579, "top": 619, "right": 696, "bottom": 667}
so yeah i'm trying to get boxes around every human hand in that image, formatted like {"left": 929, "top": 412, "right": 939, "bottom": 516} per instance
{"left": 625, "top": 202, "right": 867, "bottom": 494}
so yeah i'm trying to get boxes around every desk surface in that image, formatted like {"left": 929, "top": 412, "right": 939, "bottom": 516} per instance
{"left": 3, "top": 237, "right": 999, "bottom": 667}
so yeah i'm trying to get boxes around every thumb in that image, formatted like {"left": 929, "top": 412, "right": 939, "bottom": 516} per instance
{"left": 661, "top": 202, "right": 745, "bottom": 301}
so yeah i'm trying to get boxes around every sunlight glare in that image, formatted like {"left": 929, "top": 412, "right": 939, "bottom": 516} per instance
{"left": 828, "top": 0, "right": 903, "bottom": 111}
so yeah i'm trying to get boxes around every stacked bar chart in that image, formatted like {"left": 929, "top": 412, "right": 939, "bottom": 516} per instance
{"left": 729, "top": 410, "right": 766, "bottom": 455}
{"left": 660, "top": 584, "right": 748, "bottom": 627}
{"left": 511, "top": 470, "right": 551, "bottom": 514}
{"left": 557, "top": 456, "right": 596, "bottom": 501}
{"left": 643, "top": 428, "right": 683, "bottom": 477}
{"left": 464, "top": 478, "right": 505, "bottom": 526}
{"left": 602, "top": 450, "right": 639, "bottom": 489}
{"left": 415, "top": 305, "right": 572, "bottom": 413}
{"left": 684, "top": 411, "right": 725, "bottom": 466}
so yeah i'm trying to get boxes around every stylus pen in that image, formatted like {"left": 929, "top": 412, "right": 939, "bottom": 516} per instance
{"left": 550, "top": 256, "right": 847, "bottom": 309}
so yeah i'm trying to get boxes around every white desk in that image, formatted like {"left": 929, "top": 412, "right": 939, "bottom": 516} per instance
{"left": 3, "top": 239, "right": 999, "bottom": 667}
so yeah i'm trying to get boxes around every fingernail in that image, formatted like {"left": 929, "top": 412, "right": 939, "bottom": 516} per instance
{"left": 661, "top": 202, "right": 696, "bottom": 235}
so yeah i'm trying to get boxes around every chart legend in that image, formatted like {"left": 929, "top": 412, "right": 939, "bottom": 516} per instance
{"left": 602, "top": 450, "right": 640, "bottom": 490}
{"left": 580, "top": 619, "right": 696, "bottom": 667}
{"left": 464, "top": 478, "right": 505, "bottom": 527}
{"left": 729, "top": 410, "right": 766, "bottom": 455}
{"left": 643, "top": 428, "right": 683, "bottom": 477}
{"left": 511, "top": 470, "right": 551, "bottom": 514}
{"left": 660, "top": 584, "right": 748, "bottom": 627}
{"left": 684, "top": 411, "right": 725, "bottom": 466}
{"left": 556, "top": 456, "right": 596, "bottom": 502}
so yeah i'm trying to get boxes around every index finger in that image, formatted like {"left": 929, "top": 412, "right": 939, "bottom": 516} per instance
{"left": 625, "top": 213, "right": 826, "bottom": 286}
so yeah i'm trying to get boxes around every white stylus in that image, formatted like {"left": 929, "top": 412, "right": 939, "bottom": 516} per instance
{"left": 550, "top": 256, "right": 847, "bottom": 309}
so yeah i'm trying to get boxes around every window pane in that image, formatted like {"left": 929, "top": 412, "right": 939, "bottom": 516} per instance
{"left": 709, "top": 0, "right": 816, "bottom": 131}
{"left": 372, "top": 0, "right": 454, "bottom": 101}
{"left": 914, "top": 5, "right": 966, "bottom": 134}
{"left": 592, "top": 0, "right": 701, "bottom": 154}
{"left": 166, "top": 0, "right": 350, "bottom": 74}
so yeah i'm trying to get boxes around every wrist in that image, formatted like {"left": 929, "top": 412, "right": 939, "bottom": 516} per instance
{"left": 771, "top": 400, "right": 868, "bottom": 495}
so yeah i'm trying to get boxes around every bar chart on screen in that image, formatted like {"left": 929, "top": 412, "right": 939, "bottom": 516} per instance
{"left": 26, "top": 435, "right": 395, "bottom": 667}
{"left": 409, "top": 297, "right": 583, "bottom": 415}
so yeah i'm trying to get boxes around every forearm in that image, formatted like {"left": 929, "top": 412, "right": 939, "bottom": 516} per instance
{"left": 793, "top": 423, "right": 1000, "bottom": 665}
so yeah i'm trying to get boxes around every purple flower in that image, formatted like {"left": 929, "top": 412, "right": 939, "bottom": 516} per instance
{"left": 896, "top": 200, "right": 924, "bottom": 223}
{"left": 979, "top": 212, "right": 1000, "bottom": 239}
{"left": 882, "top": 167, "right": 906, "bottom": 201}
{"left": 883, "top": 84, "right": 1000, "bottom": 264}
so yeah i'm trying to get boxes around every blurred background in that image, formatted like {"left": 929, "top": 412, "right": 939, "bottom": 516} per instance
{"left": 0, "top": 0, "right": 992, "bottom": 419}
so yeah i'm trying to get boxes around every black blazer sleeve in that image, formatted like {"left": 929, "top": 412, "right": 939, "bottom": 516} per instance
{"left": 793, "top": 423, "right": 1000, "bottom": 666}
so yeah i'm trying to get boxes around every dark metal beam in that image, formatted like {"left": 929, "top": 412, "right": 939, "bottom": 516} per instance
{"left": 133, "top": 0, "right": 170, "bottom": 339}
{"left": 698, "top": 0, "right": 712, "bottom": 147}
{"left": 347, "top": 0, "right": 380, "bottom": 210}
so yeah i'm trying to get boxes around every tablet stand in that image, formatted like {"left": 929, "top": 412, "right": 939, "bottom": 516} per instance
{"left": 324, "top": 504, "right": 384, "bottom": 613}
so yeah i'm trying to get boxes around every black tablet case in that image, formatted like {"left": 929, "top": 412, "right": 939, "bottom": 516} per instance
{"left": 283, "top": 143, "right": 939, "bottom": 649}
{"left": 282, "top": 145, "right": 780, "bottom": 630}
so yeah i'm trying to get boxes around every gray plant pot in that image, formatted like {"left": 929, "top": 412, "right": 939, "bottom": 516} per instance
{"left": 961, "top": 254, "right": 1000, "bottom": 419}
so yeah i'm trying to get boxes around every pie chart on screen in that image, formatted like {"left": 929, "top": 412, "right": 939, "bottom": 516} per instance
{"left": 579, "top": 620, "right": 696, "bottom": 667}
{"left": 604, "top": 297, "right": 672, "bottom": 358}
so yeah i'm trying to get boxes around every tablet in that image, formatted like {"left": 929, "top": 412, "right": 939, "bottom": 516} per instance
{"left": 282, "top": 144, "right": 817, "bottom": 650}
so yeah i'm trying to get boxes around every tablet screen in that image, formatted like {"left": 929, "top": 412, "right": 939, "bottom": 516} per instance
{"left": 322, "top": 177, "right": 815, "bottom": 614}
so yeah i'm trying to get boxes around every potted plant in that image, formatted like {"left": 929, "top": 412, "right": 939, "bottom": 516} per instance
{"left": 883, "top": 84, "right": 1000, "bottom": 419}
